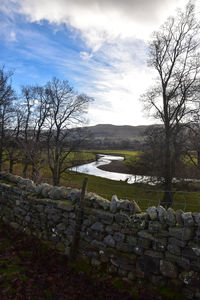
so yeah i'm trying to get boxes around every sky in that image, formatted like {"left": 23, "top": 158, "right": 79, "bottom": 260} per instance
{"left": 0, "top": 0, "right": 196, "bottom": 126}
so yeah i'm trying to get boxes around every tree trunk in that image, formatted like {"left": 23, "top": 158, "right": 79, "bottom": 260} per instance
{"left": 53, "top": 175, "right": 60, "bottom": 186}
{"left": 161, "top": 129, "right": 173, "bottom": 208}
{"left": 9, "top": 159, "right": 14, "bottom": 173}
{"left": 0, "top": 150, "right": 2, "bottom": 172}
{"left": 23, "top": 163, "right": 29, "bottom": 178}
{"left": 197, "top": 150, "right": 200, "bottom": 169}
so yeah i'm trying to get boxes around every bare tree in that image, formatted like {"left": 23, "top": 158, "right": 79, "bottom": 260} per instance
{"left": 0, "top": 67, "right": 16, "bottom": 171}
{"left": 142, "top": 2, "right": 200, "bottom": 207}
{"left": 45, "top": 77, "right": 92, "bottom": 185}
{"left": 19, "top": 86, "right": 49, "bottom": 180}
{"left": 4, "top": 106, "right": 23, "bottom": 173}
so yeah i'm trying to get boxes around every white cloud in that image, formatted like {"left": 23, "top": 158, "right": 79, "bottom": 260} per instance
{"left": 6, "top": 0, "right": 189, "bottom": 50}
{"left": 2, "top": 0, "right": 197, "bottom": 125}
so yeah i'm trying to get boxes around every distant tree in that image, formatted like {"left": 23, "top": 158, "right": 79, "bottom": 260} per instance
{"left": 142, "top": 2, "right": 200, "bottom": 207}
{"left": 0, "top": 67, "right": 16, "bottom": 171}
{"left": 45, "top": 78, "right": 92, "bottom": 185}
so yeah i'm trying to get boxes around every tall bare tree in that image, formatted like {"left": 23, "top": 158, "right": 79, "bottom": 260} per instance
{"left": 19, "top": 86, "right": 49, "bottom": 180}
{"left": 4, "top": 106, "right": 23, "bottom": 173}
{"left": 45, "top": 77, "right": 92, "bottom": 185}
{"left": 0, "top": 67, "right": 16, "bottom": 171}
{"left": 142, "top": 2, "right": 200, "bottom": 207}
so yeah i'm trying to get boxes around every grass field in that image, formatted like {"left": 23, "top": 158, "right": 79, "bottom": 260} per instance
{"left": 62, "top": 170, "right": 200, "bottom": 212}
{"left": 2, "top": 149, "right": 200, "bottom": 212}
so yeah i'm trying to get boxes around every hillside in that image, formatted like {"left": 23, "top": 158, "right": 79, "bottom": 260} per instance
{"left": 82, "top": 124, "right": 150, "bottom": 140}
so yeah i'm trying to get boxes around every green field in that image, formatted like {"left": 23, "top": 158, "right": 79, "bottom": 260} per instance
{"left": 62, "top": 170, "right": 200, "bottom": 212}
{"left": 3, "top": 149, "right": 200, "bottom": 212}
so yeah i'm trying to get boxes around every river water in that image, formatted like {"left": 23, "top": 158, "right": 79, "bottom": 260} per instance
{"left": 70, "top": 154, "right": 151, "bottom": 184}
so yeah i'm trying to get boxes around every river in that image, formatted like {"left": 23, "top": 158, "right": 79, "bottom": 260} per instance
{"left": 70, "top": 154, "right": 151, "bottom": 184}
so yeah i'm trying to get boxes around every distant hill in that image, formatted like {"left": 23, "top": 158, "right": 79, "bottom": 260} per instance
{"left": 82, "top": 124, "right": 150, "bottom": 140}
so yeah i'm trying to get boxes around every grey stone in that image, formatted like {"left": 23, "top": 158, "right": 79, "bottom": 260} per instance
{"left": 91, "top": 240, "right": 106, "bottom": 249}
{"left": 137, "top": 230, "right": 153, "bottom": 240}
{"left": 157, "top": 205, "right": 167, "bottom": 222}
{"left": 117, "top": 199, "right": 130, "bottom": 210}
{"left": 41, "top": 184, "right": 53, "bottom": 198}
{"left": 193, "top": 212, "right": 200, "bottom": 225}
{"left": 169, "top": 227, "right": 194, "bottom": 240}
{"left": 182, "top": 212, "right": 194, "bottom": 227}
{"left": 135, "top": 213, "right": 148, "bottom": 220}
{"left": 126, "top": 236, "right": 138, "bottom": 246}
{"left": 69, "top": 212, "right": 76, "bottom": 219}
{"left": 93, "top": 209, "right": 114, "bottom": 225}
{"left": 94, "top": 196, "right": 109, "bottom": 210}
{"left": 144, "top": 250, "right": 164, "bottom": 259}
{"left": 168, "top": 237, "right": 186, "bottom": 247}
{"left": 59, "top": 186, "right": 69, "bottom": 199}
{"left": 25, "top": 215, "right": 31, "bottom": 223}
{"left": 105, "top": 225, "right": 112, "bottom": 233}
{"left": 148, "top": 221, "right": 166, "bottom": 233}
{"left": 35, "top": 184, "right": 43, "bottom": 195}
{"left": 57, "top": 202, "right": 74, "bottom": 212}
{"left": 48, "top": 187, "right": 63, "bottom": 200}
{"left": 129, "top": 200, "right": 141, "bottom": 214}
{"left": 110, "top": 195, "right": 117, "bottom": 213}
{"left": 182, "top": 246, "right": 199, "bottom": 259}
{"left": 116, "top": 242, "right": 130, "bottom": 252}
{"left": 113, "top": 232, "right": 125, "bottom": 242}
{"left": 175, "top": 209, "right": 184, "bottom": 226}
{"left": 167, "top": 244, "right": 181, "bottom": 256}
{"left": 165, "top": 252, "right": 190, "bottom": 270}
{"left": 115, "top": 212, "right": 130, "bottom": 224}
{"left": 56, "top": 222, "right": 66, "bottom": 231}
{"left": 87, "top": 228, "right": 104, "bottom": 241}
{"left": 146, "top": 206, "right": 157, "bottom": 220}
{"left": 68, "top": 189, "right": 81, "bottom": 202}
{"left": 6, "top": 173, "right": 19, "bottom": 183}
{"left": 152, "top": 240, "right": 167, "bottom": 252}
{"left": 160, "top": 260, "right": 177, "bottom": 278}
{"left": 103, "top": 235, "right": 115, "bottom": 247}
{"left": 138, "top": 238, "right": 151, "bottom": 249}
{"left": 91, "top": 222, "right": 104, "bottom": 232}
{"left": 166, "top": 208, "right": 176, "bottom": 226}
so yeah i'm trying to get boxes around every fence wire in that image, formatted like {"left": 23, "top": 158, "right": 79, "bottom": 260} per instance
{"left": 85, "top": 180, "right": 200, "bottom": 212}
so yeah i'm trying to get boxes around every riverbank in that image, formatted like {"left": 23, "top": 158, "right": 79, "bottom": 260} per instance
{"left": 97, "top": 159, "right": 132, "bottom": 174}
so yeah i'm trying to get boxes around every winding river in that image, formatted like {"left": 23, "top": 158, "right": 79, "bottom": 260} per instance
{"left": 70, "top": 154, "right": 151, "bottom": 184}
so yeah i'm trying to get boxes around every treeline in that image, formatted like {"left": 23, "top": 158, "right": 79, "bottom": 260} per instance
{"left": 0, "top": 69, "right": 92, "bottom": 185}
{"left": 81, "top": 137, "right": 143, "bottom": 150}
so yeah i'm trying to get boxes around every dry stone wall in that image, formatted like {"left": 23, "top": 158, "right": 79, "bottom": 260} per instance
{"left": 0, "top": 172, "right": 200, "bottom": 299}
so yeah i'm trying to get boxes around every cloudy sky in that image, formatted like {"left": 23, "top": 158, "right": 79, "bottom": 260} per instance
{"left": 0, "top": 0, "right": 195, "bottom": 125}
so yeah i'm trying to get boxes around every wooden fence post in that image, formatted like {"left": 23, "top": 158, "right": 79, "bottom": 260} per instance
{"left": 69, "top": 177, "right": 88, "bottom": 261}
